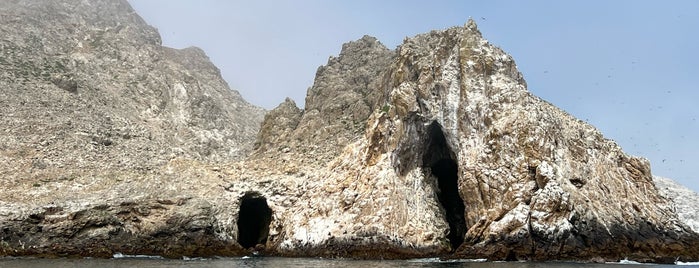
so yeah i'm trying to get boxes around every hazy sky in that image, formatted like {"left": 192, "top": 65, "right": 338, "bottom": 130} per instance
{"left": 128, "top": 1, "right": 698, "bottom": 192}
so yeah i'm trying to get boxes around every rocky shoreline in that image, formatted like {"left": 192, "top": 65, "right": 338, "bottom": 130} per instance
{"left": 1, "top": 0, "right": 698, "bottom": 263}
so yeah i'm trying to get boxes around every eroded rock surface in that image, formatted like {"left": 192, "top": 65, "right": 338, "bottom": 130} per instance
{"left": 1, "top": 0, "right": 698, "bottom": 263}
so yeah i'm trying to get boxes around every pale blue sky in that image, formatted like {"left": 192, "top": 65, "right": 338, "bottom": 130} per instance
{"left": 128, "top": 1, "right": 698, "bottom": 192}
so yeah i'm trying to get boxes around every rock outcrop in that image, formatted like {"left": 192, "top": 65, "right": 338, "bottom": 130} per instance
{"left": 1, "top": 0, "right": 698, "bottom": 263}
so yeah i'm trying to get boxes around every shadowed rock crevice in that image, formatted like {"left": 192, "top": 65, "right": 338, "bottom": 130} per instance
{"left": 423, "top": 122, "right": 466, "bottom": 251}
{"left": 236, "top": 192, "right": 272, "bottom": 249}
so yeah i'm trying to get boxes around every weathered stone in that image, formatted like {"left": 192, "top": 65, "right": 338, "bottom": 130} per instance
{"left": 1, "top": 0, "right": 698, "bottom": 263}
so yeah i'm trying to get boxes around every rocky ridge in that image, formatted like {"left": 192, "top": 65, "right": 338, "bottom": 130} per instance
{"left": 1, "top": 0, "right": 698, "bottom": 263}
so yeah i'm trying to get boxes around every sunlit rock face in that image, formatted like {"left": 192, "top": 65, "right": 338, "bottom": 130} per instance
{"left": 244, "top": 20, "right": 699, "bottom": 262}
{"left": 1, "top": 0, "right": 698, "bottom": 263}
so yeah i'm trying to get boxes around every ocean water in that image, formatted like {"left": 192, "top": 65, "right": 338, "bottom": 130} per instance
{"left": 1, "top": 256, "right": 697, "bottom": 268}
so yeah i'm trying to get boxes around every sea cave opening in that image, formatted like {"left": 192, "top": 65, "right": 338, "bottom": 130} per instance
{"left": 424, "top": 122, "right": 466, "bottom": 251}
{"left": 236, "top": 192, "right": 272, "bottom": 249}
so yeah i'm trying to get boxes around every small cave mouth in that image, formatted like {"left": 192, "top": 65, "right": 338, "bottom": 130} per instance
{"left": 237, "top": 192, "right": 273, "bottom": 249}
{"left": 423, "top": 122, "right": 467, "bottom": 251}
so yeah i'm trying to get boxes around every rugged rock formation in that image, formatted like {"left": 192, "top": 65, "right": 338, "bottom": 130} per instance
{"left": 1, "top": 0, "right": 698, "bottom": 263}
{"left": 234, "top": 21, "right": 699, "bottom": 262}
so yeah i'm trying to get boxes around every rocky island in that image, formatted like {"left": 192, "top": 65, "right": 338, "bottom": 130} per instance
{"left": 1, "top": 0, "right": 698, "bottom": 263}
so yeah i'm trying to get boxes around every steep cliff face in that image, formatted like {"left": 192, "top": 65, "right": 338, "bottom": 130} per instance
{"left": 0, "top": 0, "right": 264, "bottom": 174}
{"left": 1, "top": 1, "right": 697, "bottom": 262}
{"left": 0, "top": 0, "right": 264, "bottom": 257}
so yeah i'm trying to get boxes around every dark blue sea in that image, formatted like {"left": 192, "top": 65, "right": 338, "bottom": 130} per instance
{"left": 1, "top": 256, "right": 698, "bottom": 268}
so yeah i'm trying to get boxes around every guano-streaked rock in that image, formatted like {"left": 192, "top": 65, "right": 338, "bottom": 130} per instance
{"left": 1, "top": 0, "right": 698, "bottom": 263}
{"left": 233, "top": 20, "right": 699, "bottom": 262}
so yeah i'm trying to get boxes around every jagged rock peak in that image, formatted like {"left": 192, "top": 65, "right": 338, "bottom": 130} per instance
{"left": 251, "top": 34, "right": 395, "bottom": 162}
{"left": 252, "top": 98, "right": 303, "bottom": 153}
{"left": 280, "top": 97, "right": 300, "bottom": 107}
{"left": 336, "top": 35, "right": 386, "bottom": 61}
{"left": 465, "top": 17, "right": 479, "bottom": 32}
{"left": 306, "top": 34, "right": 392, "bottom": 109}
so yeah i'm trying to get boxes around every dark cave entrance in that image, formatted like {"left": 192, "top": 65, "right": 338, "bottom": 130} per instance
{"left": 237, "top": 192, "right": 273, "bottom": 249}
{"left": 423, "top": 122, "right": 466, "bottom": 251}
